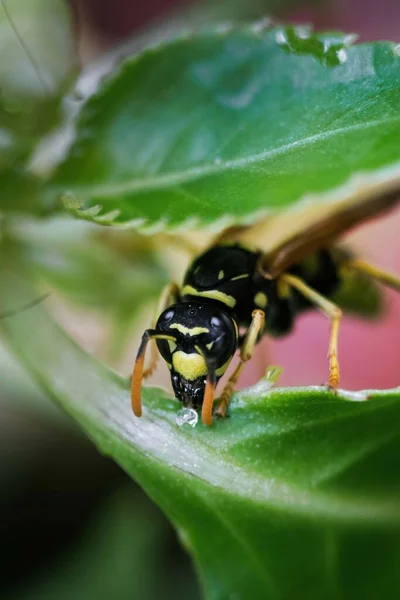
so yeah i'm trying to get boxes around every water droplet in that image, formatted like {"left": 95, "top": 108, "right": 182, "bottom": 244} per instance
{"left": 394, "top": 44, "right": 400, "bottom": 56}
{"left": 176, "top": 407, "right": 198, "bottom": 428}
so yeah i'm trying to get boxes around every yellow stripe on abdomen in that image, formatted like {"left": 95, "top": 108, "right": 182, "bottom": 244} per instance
{"left": 182, "top": 285, "right": 236, "bottom": 308}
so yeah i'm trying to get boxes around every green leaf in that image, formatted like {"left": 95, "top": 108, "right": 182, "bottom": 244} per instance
{"left": 13, "top": 217, "right": 166, "bottom": 309}
{"left": 0, "top": 0, "right": 76, "bottom": 213}
{"left": 9, "top": 217, "right": 167, "bottom": 359}
{"left": 49, "top": 25, "right": 400, "bottom": 230}
{"left": 2, "top": 249, "right": 400, "bottom": 600}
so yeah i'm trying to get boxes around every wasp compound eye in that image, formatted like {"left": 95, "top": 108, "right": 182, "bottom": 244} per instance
{"left": 163, "top": 309, "right": 175, "bottom": 321}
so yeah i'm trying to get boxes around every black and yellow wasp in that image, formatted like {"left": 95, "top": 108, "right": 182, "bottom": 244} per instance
{"left": 132, "top": 186, "right": 400, "bottom": 426}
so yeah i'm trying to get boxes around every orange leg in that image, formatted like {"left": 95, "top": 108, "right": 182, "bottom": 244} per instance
{"left": 281, "top": 273, "right": 342, "bottom": 389}
{"left": 215, "top": 309, "right": 265, "bottom": 418}
{"left": 201, "top": 366, "right": 217, "bottom": 427}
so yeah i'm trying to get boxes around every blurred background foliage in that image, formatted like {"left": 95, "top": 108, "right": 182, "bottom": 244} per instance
{"left": 1, "top": 0, "right": 400, "bottom": 598}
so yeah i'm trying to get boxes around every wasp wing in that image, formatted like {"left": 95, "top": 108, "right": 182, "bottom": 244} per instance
{"left": 331, "top": 264, "right": 383, "bottom": 319}
{"left": 215, "top": 178, "right": 400, "bottom": 277}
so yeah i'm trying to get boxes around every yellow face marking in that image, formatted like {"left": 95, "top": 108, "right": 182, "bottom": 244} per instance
{"left": 254, "top": 291, "right": 268, "bottom": 309}
{"left": 206, "top": 341, "right": 214, "bottom": 350}
{"left": 231, "top": 273, "right": 249, "bottom": 281}
{"left": 182, "top": 285, "right": 236, "bottom": 308}
{"left": 170, "top": 323, "right": 209, "bottom": 336}
{"left": 172, "top": 351, "right": 207, "bottom": 380}
{"left": 218, "top": 270, "right": 224, "bottom": 280}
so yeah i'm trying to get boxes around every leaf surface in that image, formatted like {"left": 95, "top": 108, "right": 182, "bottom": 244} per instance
{"left": 50, "top": 26, "right": 400, "bottom": 231}
{"left": 2, "top": 251, "right": 400, "bottom": 600}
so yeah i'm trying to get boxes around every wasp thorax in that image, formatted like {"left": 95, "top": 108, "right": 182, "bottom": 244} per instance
{"left": 155, "top": 302, "right": 238, "bottom": 407}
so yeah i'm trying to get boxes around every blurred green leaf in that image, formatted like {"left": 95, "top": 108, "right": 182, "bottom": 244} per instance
{"left": 2, "top": 248, "right": 400, "bottom": 600}
{"left": 0, "top": 0, "right": 76, "bottom": 213}
{"left": 49, "top": 25, "right": 400, "bottom": 231}
{"left": 14, "top": 218, "right": 166, "bottom": 308}
{"left": 9, "top": 217, "right": 167, "bottom": 358}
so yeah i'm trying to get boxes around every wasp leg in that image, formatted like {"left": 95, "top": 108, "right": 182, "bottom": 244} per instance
{"left": 132, "top": 329, "right": 177, "bottom": 417}
{"left": 215, "top": 309, "right": 265, "bottom": 418}
{"left": 201, "top": 362, "right": 217, "bottom": 427}
{"left": 281, "top": 273, "right": 342, "bottom": 390}
{"left": 342, "top": 259, "right": 400, "bottom": 292}
{"left": 143, "top": 282, "right": 180, "bottom": 379}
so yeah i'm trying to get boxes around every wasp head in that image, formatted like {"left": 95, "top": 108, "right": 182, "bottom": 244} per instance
{"left": 155, "top": 302, "right": 238, "bottom": 408}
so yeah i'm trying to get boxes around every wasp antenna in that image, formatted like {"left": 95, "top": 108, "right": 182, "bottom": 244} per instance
{"left": 1, "top": 0, "right": 51, "bottom": 95}
{"left": 0, "top": 292, "right": 51, "bottom": 319}
{"left": 131, "top": 330, "right": 155, "bottom": 418}
{"left": 131, "top": 330, "right": 176, "bottom": 418}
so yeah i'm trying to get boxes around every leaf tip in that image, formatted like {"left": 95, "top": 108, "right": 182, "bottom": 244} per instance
{"left": 61, "top": 191, "right": 83, "bottom": 210}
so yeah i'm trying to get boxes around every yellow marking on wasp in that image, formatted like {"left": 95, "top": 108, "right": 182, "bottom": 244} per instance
{"left": 170, "top": 323, "right": 209, "bottom": 336}
{"left": 277, "top": 279, "right": 291, "bottom": 299}
{"left": 216, "top": 355, "right": 234, "bottom": 376}
{"left": 254, "top": 291, "right": 268, "bottom": 309}
{"left": 206, "top": 341, "right": 214, "bottom": 350}
{"left": 231, "top": 273, "right": 249, "bottom": 281}
{"left": 172, "top": 351, "right": 207, "bottom": 380}
{"left": 233, "top": 319, "right": 239, "bottom": 338}
{"left": 182, "top": 285, "right": 236, "bottom": 308}
{"left": 168, "top": 340, "right": 177, "bottom": 353}
{"left": 218, "top": 270, "right": 224, "bottom": 280}
{"left": 194, "top": 266, "right": 200, "bottom": 274}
